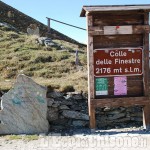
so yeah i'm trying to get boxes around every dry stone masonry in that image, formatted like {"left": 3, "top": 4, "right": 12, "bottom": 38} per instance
{"left": 0, "top": 74, "right": 143, "bottom": 134}
{"left": 0, "top": 74, "right": 49, "bottom": 134}
{"left": 46, "top": 90, "right": 143, "bottom": 131}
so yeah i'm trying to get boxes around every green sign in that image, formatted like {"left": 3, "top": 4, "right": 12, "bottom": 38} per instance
{"left": 95, "top": 78, "right": 108, "bottom": 95}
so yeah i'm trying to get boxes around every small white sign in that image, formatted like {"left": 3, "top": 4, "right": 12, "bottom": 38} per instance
{"left": 104, "top": 26, "right": 132, "bottom": 35}
{"left": 96, "top": 91, "right": 108, "bottom": 95}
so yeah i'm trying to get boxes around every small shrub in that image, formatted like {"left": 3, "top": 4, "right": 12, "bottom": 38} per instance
{"left": 7, "top": 33, "right": 19, "bottom": 39}
{"left": 19, "top": 55, "right": 31, "bottom": 61}
{"left": 23, "top": 71, "right": 34, "bottom": 77}
{"left": 6, "top": 135, "right": 39, "bottom": 141}
{"left": 33, "top": 55, "right": 52, "bottom": 63}
{"left": 51, "top": 52, "right": 70, "bottom": 62}
{"left": 1, "top": 26, "right": 12, "bottom": 31}
{"left": 3, "top": 69, "right": 16, "bottom": 79}
{"left": 47, "top": 85, "right": 55, "bottom": 92}
{"left": 80, "top": 54, "right": 87, "bottom": 65}
{"left": 17, "top": 38, "right": 25, "bottom": 43}
{"left": 60, "top": 85, "right": 75, "bottom": 93}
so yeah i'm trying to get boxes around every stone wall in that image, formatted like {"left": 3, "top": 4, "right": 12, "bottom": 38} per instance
{"left": 0, "top": 75, "right": 143, "bottom": 134}
{"left": 0, "top": 1, "right": 85, "bottom": 47}
{"left": 46, "top": 89, "right": 143, "bottom": 131}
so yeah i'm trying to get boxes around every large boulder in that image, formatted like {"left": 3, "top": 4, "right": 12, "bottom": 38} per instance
{"left": 62, "top": 110, "right": 89, "bottom": 120}
{"left": 0, "top": 74, "right": 49, "bottom": 134}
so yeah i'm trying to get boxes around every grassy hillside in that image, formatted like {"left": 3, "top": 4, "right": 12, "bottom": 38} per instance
{"left": 0, "top": 25, "right": 87, "bottom": 92}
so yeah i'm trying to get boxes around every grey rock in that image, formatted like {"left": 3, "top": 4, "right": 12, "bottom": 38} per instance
{"left": 73, "top": 94, "right": 83, "bottom": 100}
{"left": 44, "top": 38, "right": 52, "bottom": 47}
{"left": 27, "top": 25, "right": 39, "bottom": 36}
{"left": 62, "top": 110, "right": 89, "bottom": 120}
{"left": 47, "top": 91, "right": 64, "bottom": 98}
{"left": 47, "top": 98, "right": 54, "bottom": 107}
{"left": 131, "top": 117, "right": 142, "bottom": 122}
{"left": 0, "top": 74, "right": 49, "bottom": 134}
{"left": 108, "top": 113, "right": 126, "bottom": 120}
{"left": 63, "top": 95, "right": 72, "bottom": 100}
{"left": 50, "top": 125, "right": 66, "bottom": 131}
{"left": 103, "top": 107, "right": 111, "bottom": 112}
{"left": 0, "top": 22, "right": 17, "bottom": 31}
{"left": 59, "top": 115, "right": 65, "bottom": 119}
{"left": 51, "top": 118, "right": 68, "bottom": 126}
{"left": 52, "top": 101, "right": 61, "bottom": 108}
{"left": 130, "top": 112, "right": 142, "bottom": 117}
{"left": 107, "top": 110, "right": 121, "bottom": 115}
{"left": 96, "top": 116, "right": 108, "bottom": 121}
{"left": 72, "top": 120, "right": 88, "bottom": 127}
{"left": 70, "top": 104, "right": 81, "bottom": 111}
{"left": 37, "top": 37, "right": 50, "bottom": 46}
{"left": 60, "top": 45, "right": 65, "bottom": 49}
{"left": 48, "top": 107, "right": 59, "bottom": 121}
{"left": 52, "top": 104, "right": 59, "bottom": 108}
{"left": 59, "top": 105, "right": 70, "bottom": 110}
{"left": 119, "top": 107, "right": 126, "bottom": 112}
{"left": 126, "top": 106, "right": 142, "bottom": 113}
{"left": 115, "top": 117, "right": 131, "bottom": 122}
{"left": 97, "top": 120, "right": 113, "bottom": 128}
{"left": 61, "top": 100, "right": 73, "bottom": 106}
{"left": 66, "top": 92, "right": 83, "bottom": 100}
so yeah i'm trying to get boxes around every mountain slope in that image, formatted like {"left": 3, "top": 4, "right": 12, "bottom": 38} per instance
{"left": 0, "top": 1, "right": 88, "bottom": 92}
{"left": 0, "top": 24, "right": 87, "bottom": 92}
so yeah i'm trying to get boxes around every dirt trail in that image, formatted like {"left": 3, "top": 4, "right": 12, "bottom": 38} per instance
{"left": 0, "top": 129, "right": 150, "bottom": 150}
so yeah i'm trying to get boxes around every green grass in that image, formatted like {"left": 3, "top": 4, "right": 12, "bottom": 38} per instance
{"left": 5, "top": 135, "right": 39, "bottom": 141}
{"left": 0, "top": 26, "right": 87, "bottom": 92}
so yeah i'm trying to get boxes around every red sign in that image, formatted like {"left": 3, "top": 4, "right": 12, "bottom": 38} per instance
{"left": 94, "top": 48, "right": 142, "bottom": 76}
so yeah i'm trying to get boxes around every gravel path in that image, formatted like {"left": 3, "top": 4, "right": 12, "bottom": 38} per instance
{"left": 0, "top": 128, "right": 150, "bottom": 150}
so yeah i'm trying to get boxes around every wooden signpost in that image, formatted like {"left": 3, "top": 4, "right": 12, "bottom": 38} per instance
{"left": 80, "top": 5, "right": 150, "bottom": 129}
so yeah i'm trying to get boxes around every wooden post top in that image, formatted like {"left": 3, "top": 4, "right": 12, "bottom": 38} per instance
{"left": 80, "top": 4, "right": 150, "bottom": 17}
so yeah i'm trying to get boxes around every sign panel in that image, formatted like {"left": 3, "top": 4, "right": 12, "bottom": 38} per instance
{"left": 94, "top": 48, "right": 142, "bottom": 76}
{"left": 104, "top": 26, "right": 133, "bottom": 35}
{"left": 114, "top": 76, "right": 127, "bottom": 95}
{"left": 95, "top": 78, "right": 108, "bottom": 95}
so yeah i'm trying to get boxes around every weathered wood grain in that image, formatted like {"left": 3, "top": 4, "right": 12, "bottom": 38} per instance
{"left": 81, "top": 5, "right": 150, "bottom": 17}
{"left": 93, "top": 34, "right": 143, "bottom": 49}
{"left": 91, "top": 97, "right": 150, "bottom": 108}
{"left": 93, "top": 14, "right": 144, "bottom": 26}
{"left": 143, "top": 13, "right": 150, "bottom": 97}
{"left": 88, "top": 25, "right": 150, "bottom": 35}
{"left": 142, "top": 13, "right": 150, "bottom": 129}
{"left": 87, "top": 14, "right": 95, "bottom": 129}
{"left": 143, "top": 104, "right": 150, "bottom": 129}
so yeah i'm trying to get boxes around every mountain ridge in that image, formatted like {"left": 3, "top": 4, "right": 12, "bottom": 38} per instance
{"left": 0, "top": 0, "right": 85, "bottom": 47}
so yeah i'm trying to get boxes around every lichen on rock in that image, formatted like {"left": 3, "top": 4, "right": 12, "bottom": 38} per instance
{"left": 0, "top": 74, "right": 49, "bottom": 135}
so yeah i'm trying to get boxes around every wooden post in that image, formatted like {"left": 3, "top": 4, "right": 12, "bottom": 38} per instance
{"left": 86, "top": 13, "right": 96, "bottom": 129}
{"left": 47, "top": 18, "right": 50, "bottom": 33}
{"left": 89, "top": 104, "right": 96, "bottom": 130}
{"left": 143, "top": 104, "right": 150, "bottom": 129}
{"left": 143, "top": 13, "right": 149, "bottom": 97}
{"left": 143, "top": 12, "right": 150, "bottom": 129}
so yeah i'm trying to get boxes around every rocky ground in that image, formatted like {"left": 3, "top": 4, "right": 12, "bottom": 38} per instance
{"left": 0, "top": 128, "right": 150, "bottom": 150}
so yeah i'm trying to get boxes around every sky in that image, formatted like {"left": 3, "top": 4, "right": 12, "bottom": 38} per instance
{"left": 1, "top": 0, "right": 150, "bottom": 43}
